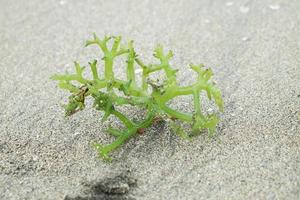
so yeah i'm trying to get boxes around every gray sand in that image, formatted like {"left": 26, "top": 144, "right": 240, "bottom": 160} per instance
{"left": 0, "top": 0, "right": 300, "bottom": 199}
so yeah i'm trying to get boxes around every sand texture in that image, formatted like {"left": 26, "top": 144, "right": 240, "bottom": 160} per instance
{"left": 0, "top": 0, "right": 300, "bottom": 199}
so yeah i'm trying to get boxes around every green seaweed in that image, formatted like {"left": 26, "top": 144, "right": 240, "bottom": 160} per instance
{"left": 51, "top": 34, "right": 224, "bottom": 161}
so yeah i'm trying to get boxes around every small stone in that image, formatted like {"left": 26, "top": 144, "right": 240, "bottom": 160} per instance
{"left": 59, "top": 0, "right": 66, "bottom": 5}
{"left": 226, "top": 2, "right": 234, "bottom": 6}
{"left": 242, "top": 37, "right": 249, "bottom": 41}
{"left": 207, "top": 108, "right": 213, "bottom": 113}
{"left": 204, "top": 19, "right": 211, "bottom": 24}
{"left": 135, "top": 68, "right": 143, "bottom": 74}
{"left": 74, "top": 132, "right": 80, "bottom": 136}
{"left": 240, "top": 6, "right": 250, "bottom": 13}
{"left": 269, "top": 4, "right": 280, "bottom": 10}
{"left": 32, "top": 155, "right": 38, "bottom": 161}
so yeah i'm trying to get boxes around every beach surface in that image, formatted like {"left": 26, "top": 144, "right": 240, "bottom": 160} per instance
{"left": 0, "top": 0, "right": 299, "bottom": 199}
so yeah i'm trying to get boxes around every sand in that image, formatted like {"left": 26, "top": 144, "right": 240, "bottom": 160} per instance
{"left": 0, "top": 0, "right": 299, "bottom": 199}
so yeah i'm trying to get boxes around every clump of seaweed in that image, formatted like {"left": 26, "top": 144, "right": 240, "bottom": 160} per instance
{"left": 51, "top": 34, "right": 223, "bottom": 160}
